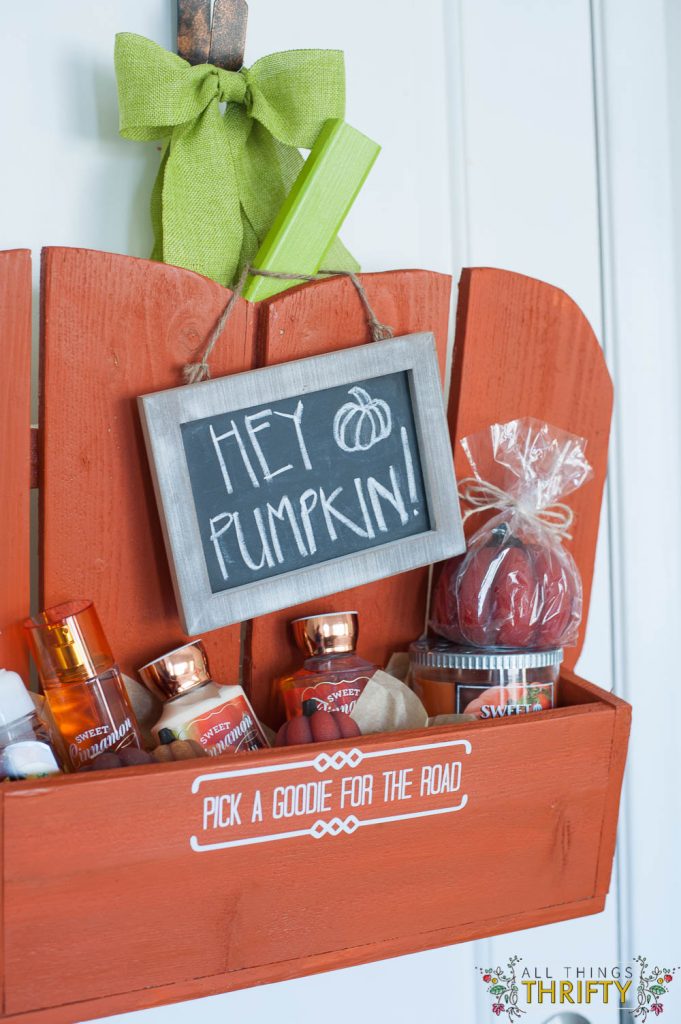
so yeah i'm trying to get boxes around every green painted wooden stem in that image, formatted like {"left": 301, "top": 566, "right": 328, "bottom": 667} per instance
{"left": 242, "top": 119, "right": 381, "bottom": 303}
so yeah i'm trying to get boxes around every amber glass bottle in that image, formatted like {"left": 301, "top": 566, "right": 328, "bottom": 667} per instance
{"left": 24, "top": 600, "right": 143, "bottom": 771}
{"left": 276, "top": 611, "right": 376, "bottom": 719}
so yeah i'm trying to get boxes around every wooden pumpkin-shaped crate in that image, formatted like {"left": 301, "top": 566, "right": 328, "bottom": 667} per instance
{"left": 0, "top": 248, "right": 629, "bottom": 1024}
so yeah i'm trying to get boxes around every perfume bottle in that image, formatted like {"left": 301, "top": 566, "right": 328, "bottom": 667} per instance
{"left": 276, "top": 611, "right": 376, "bottom": 719}
{"left": 24, "top": 600, "right": 143, "bottom": 772}
{"left": 139, "top": 640, "right": 268, "bottom": 756}
{"left": 0, "top": 669, "right": 61, "bottom": 780}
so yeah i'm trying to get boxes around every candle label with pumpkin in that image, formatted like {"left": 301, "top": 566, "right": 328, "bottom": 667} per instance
{"left": 455, "top": 683, "right": 554, "bottom": 717}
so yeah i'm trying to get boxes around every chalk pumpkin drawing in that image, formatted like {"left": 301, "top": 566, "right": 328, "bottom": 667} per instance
{"left": 333, "top": 386, "right": 392, "bottom": 452}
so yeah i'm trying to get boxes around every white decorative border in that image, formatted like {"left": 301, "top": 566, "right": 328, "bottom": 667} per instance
{"left": 190, "top": 738, "right": 471, "bottom": 853}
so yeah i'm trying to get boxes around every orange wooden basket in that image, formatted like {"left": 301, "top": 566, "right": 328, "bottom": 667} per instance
{"left": 0, "top": 249, "right": 630, "bottom": 1024}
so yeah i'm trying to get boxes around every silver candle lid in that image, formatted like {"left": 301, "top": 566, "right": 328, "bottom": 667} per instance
{"left": 409, "top": 639, "right": 563, "bottom": 671}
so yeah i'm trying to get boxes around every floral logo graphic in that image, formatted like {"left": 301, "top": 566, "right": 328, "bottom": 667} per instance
{"left": 478, "top": 956, "right": 525, "bottom": 1019}
{"left": 632, "top": 956, "right": 677, "bottom": 1019}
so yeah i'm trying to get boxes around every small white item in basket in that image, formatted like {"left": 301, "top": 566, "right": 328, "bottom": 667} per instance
{"left": 350, "top": 670, "right": 428, "bottom": 735}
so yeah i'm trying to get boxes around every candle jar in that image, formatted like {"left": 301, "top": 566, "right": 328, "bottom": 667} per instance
{"left": 409, "top": 639, "right": 562, "bottom": 719}
{"left": 24, "top": 600, "right": 144, "bottom": 771}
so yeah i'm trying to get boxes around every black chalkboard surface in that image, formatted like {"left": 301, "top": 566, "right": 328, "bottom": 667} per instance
{"left": 139, "top": 333, "right": 463, "bottom": 635}
{"left": 181, "top": 371, "right": 430, "bottom": 593}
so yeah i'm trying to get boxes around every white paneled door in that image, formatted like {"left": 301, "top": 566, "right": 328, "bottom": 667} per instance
{"left": 0, "top": 1, "right": 678, "bottom": 1022}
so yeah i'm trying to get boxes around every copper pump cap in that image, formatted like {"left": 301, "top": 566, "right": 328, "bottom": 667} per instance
{"left": 292, "top": 612, "right": 359, "bottom": 657}
{"left": 138, "top": 640, "right": 211, "bottom": 702}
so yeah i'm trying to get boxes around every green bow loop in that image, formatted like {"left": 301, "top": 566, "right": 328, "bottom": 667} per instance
{"left": 114, "top": 33, "right": 358, "bottom": 288}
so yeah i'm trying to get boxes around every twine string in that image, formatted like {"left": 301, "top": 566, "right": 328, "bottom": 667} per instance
{"left": 183, "top": 266, "right": 394, "bottom": 385}
{"left": 458, "top": 477, "right": 574, "bottom": 539}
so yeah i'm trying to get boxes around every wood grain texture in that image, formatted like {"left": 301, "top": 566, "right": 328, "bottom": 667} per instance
{"left": 30, "top": 426, "right": 39, "bottom": 491}
{"left": 0, "top": 898, "right": 607, "bottom": 1024}
{"left": 448, "top": 268, "right": 613, "bottom": 670}
{"left": 247, "top": 270, "right": 452, "bottom": 723}
{"left": 209, "top": 0, "right": 248, "bottom": 71}
{"left": 0, "top": 250, "right": 31, "bottom": 680}
{"left": 177, "top": 0, "right": 211, "bottom": 65}
{"left": 2, "top": 675, "right": 619, "bottom": 1017}
{"left": 39, "top": 248, "right": 256, "bottom": 685}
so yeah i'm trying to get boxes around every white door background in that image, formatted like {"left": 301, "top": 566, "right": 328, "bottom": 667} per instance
{"left": 2, "top": 1, "right": 680, "bottom": 1022}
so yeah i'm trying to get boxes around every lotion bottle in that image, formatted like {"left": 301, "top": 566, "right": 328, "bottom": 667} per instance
{"left": 139, "top": 640, "right": 268, "bottom": 756}
{"left": 276, "top": 611, "right": 376, "bottom": 719}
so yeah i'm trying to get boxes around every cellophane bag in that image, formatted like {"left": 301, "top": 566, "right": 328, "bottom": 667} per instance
{"left": 431, "top": 418, "right": 593, "bottom": 648}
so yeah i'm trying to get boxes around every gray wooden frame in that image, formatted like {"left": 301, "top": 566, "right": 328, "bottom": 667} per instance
{"left": 138, "top": 333, "right": 464, "bottom": 635}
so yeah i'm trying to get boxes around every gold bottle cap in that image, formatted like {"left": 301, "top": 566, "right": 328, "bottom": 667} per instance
{"left": 291, "top": 611, "right": 359, "bottom": 657}
{"left": 24, "top": 600, "right": 113, "bottom": 684}
{"left": 138, "top": 640, "right": 212, "bottom": 702}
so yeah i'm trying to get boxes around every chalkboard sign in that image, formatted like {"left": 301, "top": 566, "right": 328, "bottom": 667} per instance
{"left": 139, "top": 333, "right": 464, "bottom": 635}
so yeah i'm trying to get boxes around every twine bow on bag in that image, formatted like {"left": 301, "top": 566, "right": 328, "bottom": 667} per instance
{"left": 458, "top": 478, "right": 575, "bottom": 539}
{"left": 114, "top": 34, "right": 359, "bottom": 287}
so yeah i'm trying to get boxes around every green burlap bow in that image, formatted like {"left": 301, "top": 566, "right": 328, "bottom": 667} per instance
{"left": 114, "top": 33, "right": 359, "bottom": 288}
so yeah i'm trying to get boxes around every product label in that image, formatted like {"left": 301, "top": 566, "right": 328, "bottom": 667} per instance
{"left": 70, "top": 717, "right": 137, "bottom": 767}
{"left": 182, "top": 696, "right": 267, "bottom": 756}
{"left": 284, "top": 676, "right": 371, "bottom": 718}
{"left": 456, "top": 682, "right": 554, "bottom": 718}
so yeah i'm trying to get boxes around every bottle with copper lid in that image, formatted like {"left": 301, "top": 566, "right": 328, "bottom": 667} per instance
{"left": 139, "top": 640, "right": 268, "bottom": 756}
{"left": 276, "top": 611, "right": 376, "bottom": 720}
{"left": 24, "top": 600, "right": 143, "bottom": 772}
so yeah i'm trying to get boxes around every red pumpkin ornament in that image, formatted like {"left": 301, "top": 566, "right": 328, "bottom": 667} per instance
{"left": 275, "top": 699, "right": 361, "bottom": 747}
{"left": 431, "top": 419, "right": 592, "bottom": 650}
{"left": 456, "top": 540, "right": 503, "bottom": 645}
{"left": 430, "top": 554, "right": 466, "bottom": 643}
{"left": 532, "top": 544, "right": 579, "bottom": 647}
{"left": 493, "top": 541, "right": 536, "bottom": 646}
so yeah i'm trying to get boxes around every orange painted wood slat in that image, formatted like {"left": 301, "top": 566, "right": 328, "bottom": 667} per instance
{"left": 0, "top": 899, "right": 609, "bottom": 1024}
{"left": 248, "top": 270, "right": 452, "bottom": 723}
{"left": 448, "top": 268, "right": 613, "bottom": 670}
{"left": 0, "top": 254, "right": 629, "bottom": 1024}
{"left": 0, "top": 250, "right": 31, "bottom": 680}
{"left": 39, "top": 248, "right": 257, "bottom": 683}
{"left": 2, "top": 675, "right": 625, "bottom": 1018}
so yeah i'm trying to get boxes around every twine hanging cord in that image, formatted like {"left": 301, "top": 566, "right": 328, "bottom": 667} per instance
{"left": 458, "top": 477, "right": 575, "bottom": 540}
{"left": 184, "top": 266, "right": 394, "bottom": 385}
